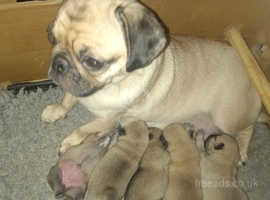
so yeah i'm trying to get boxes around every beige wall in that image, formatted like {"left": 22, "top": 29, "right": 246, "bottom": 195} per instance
{"left": 0, "top": 0, "right": 269, "bottom": 84}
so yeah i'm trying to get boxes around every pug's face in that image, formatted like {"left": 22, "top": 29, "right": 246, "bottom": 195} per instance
{"left": 47, "top": 0, "right": 167, "bottom": 97}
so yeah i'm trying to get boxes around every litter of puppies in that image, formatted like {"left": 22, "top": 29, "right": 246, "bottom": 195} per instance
{"left": 48, "top": 121, "right": 247, "bottom": 200}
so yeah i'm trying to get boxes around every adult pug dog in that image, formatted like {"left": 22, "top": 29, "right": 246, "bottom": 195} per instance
{"left": 42, "top": 0, "right": 261, "bottom": 161}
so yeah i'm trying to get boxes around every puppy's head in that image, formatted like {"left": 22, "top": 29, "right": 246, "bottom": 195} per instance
{"left": 204, "top": 134, "right": 240, "bottom": 165}
{"left": 47, "top": 133, "right": 113, "bottom": 199}
{"left": 48, "top": 0, "right": 167, "bottom": 97}
{"left": 47, "top": 163, "right": 86, "bottom": 200}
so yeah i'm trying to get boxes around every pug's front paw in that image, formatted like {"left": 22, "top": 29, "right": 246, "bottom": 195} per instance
{"left": 60, "top": 131, "right": 85, "bottom": 154}
{"left": 41, "top": 104, "right": 68, "bottom": 123}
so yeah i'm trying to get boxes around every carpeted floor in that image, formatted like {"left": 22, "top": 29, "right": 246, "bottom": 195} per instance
{"left": 0, "top": 87, "right": 269, "bottom": 200}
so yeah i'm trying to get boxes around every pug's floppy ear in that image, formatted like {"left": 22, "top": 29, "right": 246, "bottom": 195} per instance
{"left": 115, "top": 3, "right": 167, "bottom": 72}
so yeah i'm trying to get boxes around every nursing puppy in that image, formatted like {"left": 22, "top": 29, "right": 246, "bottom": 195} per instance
{"left": 125, "top": 127, "right": 170, "bottom": 200}
{"left": 196, "top": 130, "right": 248, "bottom": 200}
{"left": 47, "top": 131, "right": 116, "bottom": 200}
{"left": 85, "top": 120, "right": 149, "bottom": 200}
{"left": 163, "top": 123, "right": 202, "bottom": 200}
{"left": 41, "top": 0, "right": 261, "bottom": 162}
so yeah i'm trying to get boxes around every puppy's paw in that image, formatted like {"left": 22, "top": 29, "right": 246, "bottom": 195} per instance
{"left": 60, "top": 131, "right": 85, "bottom": 153}
{"left": 41, "top": 104, "right": 67, "bottom": 123}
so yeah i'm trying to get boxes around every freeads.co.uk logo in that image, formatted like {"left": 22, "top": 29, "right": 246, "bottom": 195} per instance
{"left": 195, "top": 179, "right": 258, "bottom": 188}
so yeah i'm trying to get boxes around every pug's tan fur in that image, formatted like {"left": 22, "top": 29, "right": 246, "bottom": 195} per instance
{"left": 84, "top": 120, "right": 149, "bottom": 200}
{"left": 163, "top": 123, "right": 202, "bottom": 200}
{"left": 125, "top": 127, "right": 170, "bottom": 200}
{"left": 42, "top": 0, "right": 261, "bottom": 161}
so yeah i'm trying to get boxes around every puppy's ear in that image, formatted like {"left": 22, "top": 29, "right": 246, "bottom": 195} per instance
{"left": 47, "top": 165, "right": 65, "bottom": 198}
{"left": 115, "top": 3, "right": 167, "bottom": 72}
{"left": 47, "top": 22, "right": 57, "bottom": 45}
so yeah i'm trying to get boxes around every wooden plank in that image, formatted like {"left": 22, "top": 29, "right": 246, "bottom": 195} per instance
{"left": 0, "top": 0, "right": 61, "bottom": 83}
{"left": 226, "top": 27, "right": 270, "bottom": 115}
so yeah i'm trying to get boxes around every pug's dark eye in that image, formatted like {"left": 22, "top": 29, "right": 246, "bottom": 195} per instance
{"left": 83, "top": 57, "right": 104, "bottom": 69}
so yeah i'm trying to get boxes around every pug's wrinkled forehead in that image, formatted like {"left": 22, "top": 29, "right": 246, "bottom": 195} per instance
{"left": 49, "top": 0, "right": 167, "bottom": 78}
{"left": 52, "top": 0, "right": 127, "bottom": 62}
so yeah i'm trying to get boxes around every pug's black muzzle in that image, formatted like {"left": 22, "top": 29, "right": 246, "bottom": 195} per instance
{"left": 49, "top": 53, "right": 71, "bottom": 78}
{"left": 48, "top": 52, "right": 103, "bottom": 97}
{"left": 52, "top": 54, "right": 69, "bottom": 75}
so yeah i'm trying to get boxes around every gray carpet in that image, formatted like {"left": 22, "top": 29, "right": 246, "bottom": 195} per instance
{"left": 0, "top": 87, "right": 269, "bottom": 200}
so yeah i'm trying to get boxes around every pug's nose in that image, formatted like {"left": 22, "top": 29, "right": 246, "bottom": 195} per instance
{"left": 52, "top": 56, "right": 69, "bottom": 74}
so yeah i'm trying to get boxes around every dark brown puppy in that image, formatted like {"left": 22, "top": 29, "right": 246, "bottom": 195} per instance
{"left": 125, "top": 127, "right": 170, "bottom": 200}
{"left": 163, "top": 123, "right": 202, "bottom": 200}
{"left": 85, "top": 120, "right": 149, "bottom": 200}
{"left": 47, "top": 131, "right": 116, "bottom": 200}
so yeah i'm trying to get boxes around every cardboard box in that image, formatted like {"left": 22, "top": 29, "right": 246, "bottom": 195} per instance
{"left": 0, "top": 0, "right": 60, "bottom": 84}
{"left": 0, "top": 0, "right": 270, "bottom": 85}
